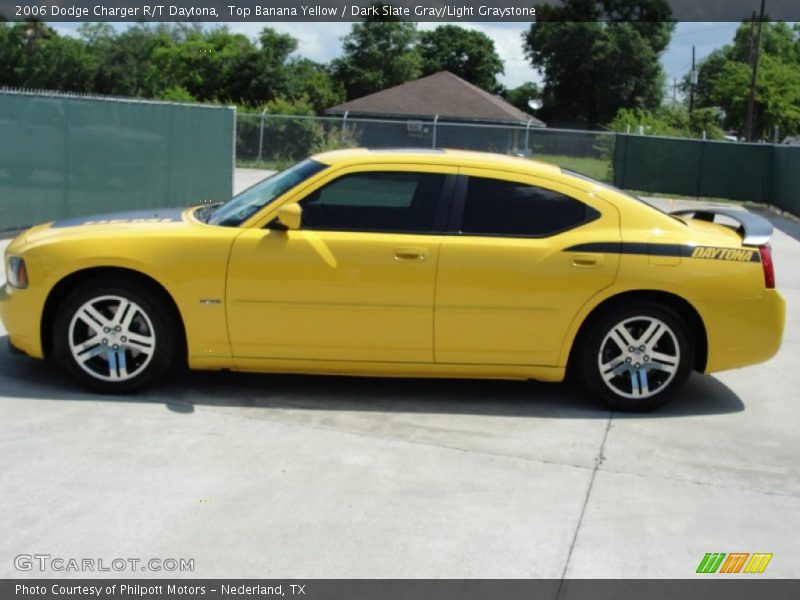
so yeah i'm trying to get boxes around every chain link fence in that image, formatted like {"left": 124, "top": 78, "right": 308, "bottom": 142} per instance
{"left": 236, "top": 113, "right": 616, "bottom": 183}
{"left": 236, "top": 112, "right": 800, "bottom": 216}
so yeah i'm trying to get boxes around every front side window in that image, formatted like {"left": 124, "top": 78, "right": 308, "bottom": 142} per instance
{"left": 299, "top": 171, "right": 446, "bottom": 233}
{"left": 460, "top": 176, "right": 599, "bottom": 237}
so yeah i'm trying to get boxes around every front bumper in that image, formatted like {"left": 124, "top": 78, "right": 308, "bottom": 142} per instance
{"left": 7, "top": 336, "right": 23, "bottom": 355}
{"left": 0, "top": 283, "right": 43, "bottom": 359}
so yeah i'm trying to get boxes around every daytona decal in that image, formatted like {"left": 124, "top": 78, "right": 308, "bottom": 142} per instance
{"left": 690, "top": 246, "right": 757, "bottom": 262}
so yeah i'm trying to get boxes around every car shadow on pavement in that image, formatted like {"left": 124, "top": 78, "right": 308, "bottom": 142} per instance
{"left": 0, "top": 336, "right": 743, "bottom": 419}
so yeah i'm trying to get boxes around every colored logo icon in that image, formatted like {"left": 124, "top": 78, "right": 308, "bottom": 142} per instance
{"left": 696, "top": 553, "right": 773, "bottom": 574}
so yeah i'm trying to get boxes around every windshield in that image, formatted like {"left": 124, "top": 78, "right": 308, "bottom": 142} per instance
{"left": 207, "top": 159, "right": 327, "bottom": 226}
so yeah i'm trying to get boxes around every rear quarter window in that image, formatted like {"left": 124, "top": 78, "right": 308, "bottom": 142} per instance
{"left": 461, "top": 176, "right": 600, "bottom": 237}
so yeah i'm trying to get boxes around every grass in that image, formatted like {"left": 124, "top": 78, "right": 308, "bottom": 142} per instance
{"left": 530, "top": 154, "right": 612, "bottom": 182}
{"left": 237, "top": 158, "right": 294, "bottom": 171}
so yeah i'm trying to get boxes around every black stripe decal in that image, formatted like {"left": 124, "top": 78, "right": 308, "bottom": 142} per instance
{"left": 564, "top": 242, "right": 760, "bottom": 262}
{"left": 51, "top": 208, "right": 184, "bottom": 228}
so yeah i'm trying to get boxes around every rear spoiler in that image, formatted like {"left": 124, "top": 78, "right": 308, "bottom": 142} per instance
{"left": 671, "top": 208, "right": 773, "bottom": 246}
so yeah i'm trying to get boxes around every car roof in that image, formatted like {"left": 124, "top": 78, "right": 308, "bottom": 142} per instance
{"left": 312, "top": 147, "right": 563, "bottom": 177}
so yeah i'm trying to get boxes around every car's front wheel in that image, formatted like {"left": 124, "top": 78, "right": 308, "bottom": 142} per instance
{"left": 53, "top": 280, "right": 178, "bottom": 392}
{"left": 575, "top": 303, "right": 694, "bottom": 411}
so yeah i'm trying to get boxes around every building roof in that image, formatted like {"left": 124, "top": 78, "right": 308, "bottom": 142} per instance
{"left": 326, "top": 71, "right": 545, "bottom": 126}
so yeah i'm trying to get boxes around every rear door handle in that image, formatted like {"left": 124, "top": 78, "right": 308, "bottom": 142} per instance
{"left": 394, "top": 247, "right": 427, "bottom": 261}
{"left": 571, "top": 254, "right": 603, "bottom": 267}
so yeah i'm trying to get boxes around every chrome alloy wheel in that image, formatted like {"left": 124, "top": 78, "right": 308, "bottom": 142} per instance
{"left": 597, "top": 316, "right": 680, "bottom": 400}
{"left": 68, "top": 295, "right": 156, "bottom": 383}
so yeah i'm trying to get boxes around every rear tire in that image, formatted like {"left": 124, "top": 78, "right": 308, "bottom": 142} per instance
{"left": 53, "top": 279, "right": 177, "bottom": 393}
{"left": 575, "top": 303, "right": 694, "bottom": 411}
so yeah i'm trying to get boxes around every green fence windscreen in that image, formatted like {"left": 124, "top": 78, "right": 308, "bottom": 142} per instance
{"left": 613, "top": 134, "right": 799, "bottom": 215}
{"left": 0, "top": 92, "right": 234, "bottom": 231}
{"left": 772, "top": 146, "right": 800, "bottom": 215}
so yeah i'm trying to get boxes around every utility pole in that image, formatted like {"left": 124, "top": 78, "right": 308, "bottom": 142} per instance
{"left": 672, "top": 77, "right": 677, "bottom": 104}
{"left": 745, "top": 0, "right": 767, "bottom": 142}
{"left": 689, "top": 46, "right": 697, "bottom": 114}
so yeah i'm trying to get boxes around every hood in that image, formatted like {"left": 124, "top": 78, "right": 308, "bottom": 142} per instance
{"left": 9, "top": 207, "right": 196, "bottom": 253}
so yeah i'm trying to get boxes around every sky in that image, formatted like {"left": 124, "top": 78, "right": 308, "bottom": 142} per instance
{"left": 52, "top": 20, "right": 743, "bottom": 93}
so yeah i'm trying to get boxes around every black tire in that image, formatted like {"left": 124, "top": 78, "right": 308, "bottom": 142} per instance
{"left": 53, "top": 278, "right": 178, "bottom": 393}
{"left": 574, "top": 302, "right": 694, "bottom": 411}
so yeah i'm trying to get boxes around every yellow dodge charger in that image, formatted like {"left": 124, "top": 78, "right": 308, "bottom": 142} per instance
{"left": 0, "top": 149, "right": 786, "bottom": 410}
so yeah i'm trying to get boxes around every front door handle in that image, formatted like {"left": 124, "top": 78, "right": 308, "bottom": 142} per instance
{"left": 571, "top": 254, "right": 603, "bottom": 267}
{"left": 394, "top": 247, "right": 427, "bottom": 261}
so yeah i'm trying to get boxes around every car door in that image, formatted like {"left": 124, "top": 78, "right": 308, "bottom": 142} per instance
{"left": 226, "top": 164, "right": 456, "bottom": 363}
{"left": 434, "top": 168, "right": 620, "bottom": 366}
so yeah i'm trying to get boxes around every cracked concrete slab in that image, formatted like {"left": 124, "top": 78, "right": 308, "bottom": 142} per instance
{"left": 0, "top": 388, "right": 593, "bottom": 579}
{"left": 564, "top": 468, "right": 800, "bottom": 578}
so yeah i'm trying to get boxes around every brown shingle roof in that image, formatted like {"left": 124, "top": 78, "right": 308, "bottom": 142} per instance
{"left": 326, "top": 71, "right": 545, "bottom": 126}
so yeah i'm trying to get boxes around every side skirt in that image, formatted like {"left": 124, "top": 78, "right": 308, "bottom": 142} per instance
{"left": 188, "top": 356, "right": 566, "bottom": 383}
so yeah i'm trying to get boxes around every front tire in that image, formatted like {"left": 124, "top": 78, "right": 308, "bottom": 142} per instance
{"left": 575, "top": 303, "right": 694, "bottom": 411}
{"left": 53, "top": 280, "right": 177, "bottom": 392}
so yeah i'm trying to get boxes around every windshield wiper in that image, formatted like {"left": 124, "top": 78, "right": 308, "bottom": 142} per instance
{"left": 198, "top": 202, "right": 224, "bottom": 223}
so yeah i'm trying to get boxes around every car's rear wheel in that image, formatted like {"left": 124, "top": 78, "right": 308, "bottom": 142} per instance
{"left": 575, "top": 303, "right": 693, "bottom": 411}
{"left": 53, "top": 280, "right": 177, "bottom": 392}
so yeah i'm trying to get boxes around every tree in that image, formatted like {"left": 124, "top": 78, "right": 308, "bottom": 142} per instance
{"left": 0, "top": 21, "right": 94, "bottom": 92}
{"left": 686, "top": 21, "right": 800, "bottom": 139}
{"left": 608, "top": 105, "right": 724, "bottom": 139}
{"left": 148, "top": 26, "right": 260, "bottom": 103}
{"left": 502, "top": 81, "right": 541, "bottom": 113}
{"left": 282, "top": 58, "right": 345, "bottom": 114}
{"left": 331, "top": 8, "right": 421, "bottom": 100}
{"left": 523, "top": 0, "right": 674, "bottom": 128}
{"left": 244, "top": 27, "right": 298, "bottom": 103}
{"left": 84, "top": 24, "right": 175, "bottom": 98}
{"left": 0, "top": 21, "right": 31, "bottom": 88}
{"left": 419, "top": 25, "right": 503, "bottom": 91}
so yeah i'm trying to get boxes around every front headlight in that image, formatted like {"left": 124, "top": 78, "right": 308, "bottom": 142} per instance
{"left": 6, "top": 256, "right": 28, "bottom": 289}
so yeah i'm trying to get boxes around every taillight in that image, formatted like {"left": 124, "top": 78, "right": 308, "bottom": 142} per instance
{"left": 758, "top": 244, "right": 775, "bottom": 289}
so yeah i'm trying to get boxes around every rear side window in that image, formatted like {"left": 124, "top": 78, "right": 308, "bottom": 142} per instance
{"left": 300, "top": 171, "right": 446, "bottom": 233}
{"left": 460, "top": 176, "right": 599, "bottom": 237}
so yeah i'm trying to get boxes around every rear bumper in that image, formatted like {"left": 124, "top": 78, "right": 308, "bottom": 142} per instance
{"left": 704, "top": 289, "right": 786, "bottom": 373}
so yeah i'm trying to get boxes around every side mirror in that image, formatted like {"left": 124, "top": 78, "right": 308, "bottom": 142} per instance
{"left": 275, "top": 203, "right": 302, "bottom": 231}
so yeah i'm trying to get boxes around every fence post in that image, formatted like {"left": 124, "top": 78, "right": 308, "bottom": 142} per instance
{"left": 695, "top": 138, "right": 706, "bottom": 198}
{"left": 524, "top": 119, "right": 533, "bottom": 155}
{"left": 614, "top": 134, "right": 630, "bottom": 189}
{"left": 257, "top": 107, "right": 268, "bottom": 163}
{"left": 432, "top": 114, "right": 439, "bottom": 149}
{"left": 231, "top": 106, "right": 237, "bottom": 197}
{"left": 341, "top": 110, "right": 349, "bottom": 142}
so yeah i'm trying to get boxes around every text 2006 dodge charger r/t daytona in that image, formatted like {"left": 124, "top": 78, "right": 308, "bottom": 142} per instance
{"left": 0, "top": 149, "right": 786, "bottom": 410}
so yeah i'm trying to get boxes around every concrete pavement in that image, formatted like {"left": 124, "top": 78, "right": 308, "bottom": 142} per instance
{"left": 0, "top": 183, "right": 798, "bottom": 579}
